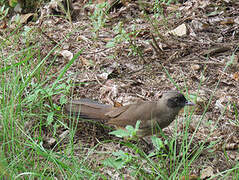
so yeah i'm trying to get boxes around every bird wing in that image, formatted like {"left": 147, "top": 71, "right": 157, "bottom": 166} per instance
{"left": 106, "top": 102, "right": 159, "bottom": 128}
{"left": 105, "top": 105, "right": 131, "bottom": 117}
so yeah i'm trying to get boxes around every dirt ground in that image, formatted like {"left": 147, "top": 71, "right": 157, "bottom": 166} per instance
{"left": 6, "top": 0, "right": 239, "bottom": 178}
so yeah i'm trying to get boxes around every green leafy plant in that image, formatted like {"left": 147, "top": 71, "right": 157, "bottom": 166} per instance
{"left": 0, "top": 4, "right": 9, "bottom": 20}
{"left": 102, "top": 150, "right": 133, "bottom": 170}
{"left": 56, "top": 0, "right": 73, "bottom": 23}
{"left": 89, "top": 2, "right": 109, "bottom": 38}
{"left": 106, "top": 22, "right": 145, "bottom": 62}
{"left": 109, "top": 120, "right": 141, "bottom": 138}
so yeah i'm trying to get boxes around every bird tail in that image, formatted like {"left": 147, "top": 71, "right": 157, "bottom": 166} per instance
{"left": 65, "top": 98, "right": 113, "bottom": 121}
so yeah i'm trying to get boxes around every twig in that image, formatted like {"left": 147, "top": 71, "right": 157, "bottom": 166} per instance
{"left": 150, "top": 34, "right": 163, "bottom": 55}
{"left": 177, "top": 60, "right": 223, "bottom": 65}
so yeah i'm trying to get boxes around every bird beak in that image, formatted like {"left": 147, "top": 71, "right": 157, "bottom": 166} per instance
{"left": 185, "top": 101, "right": 195, "bottom": 106}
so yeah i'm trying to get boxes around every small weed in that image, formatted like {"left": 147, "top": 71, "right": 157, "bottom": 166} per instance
{"left": 89, "top": 2, "right": 109, "bottom": 38}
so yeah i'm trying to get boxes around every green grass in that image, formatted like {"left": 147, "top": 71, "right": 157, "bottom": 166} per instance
{"left": 1, "top": 39, "right": 236, "bottom": 179}
{"left": 0, "top": 25, "right": 88, "bottom": 178}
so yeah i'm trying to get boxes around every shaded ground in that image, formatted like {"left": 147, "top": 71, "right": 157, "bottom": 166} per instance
{"left": 3, "top": 0, "right": 239, "bottom": 178}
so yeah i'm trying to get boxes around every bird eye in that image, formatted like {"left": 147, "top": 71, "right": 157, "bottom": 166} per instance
{"left": 174, "top": 97, "right": 180, "bottom": 102}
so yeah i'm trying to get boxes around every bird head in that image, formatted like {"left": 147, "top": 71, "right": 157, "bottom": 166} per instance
{"left": 161, "top": 91, "right": 194, "bottom": 109}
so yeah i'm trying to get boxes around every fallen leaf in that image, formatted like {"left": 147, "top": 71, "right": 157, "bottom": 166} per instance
{"left": 228, "top": 151, "right": 239, "bottom": 160}
{"left": 169, "top": 23, "right": 187, "bottom": 37}
{"left": 233, "top": 72, "right": 239, "bottom": 81}
{"left": 114, "top": 101, "right": 122, "bottom": 107}
{"left": 191, "top": 20, "right": 210, "bottom": 31}
{"left": 191, "top": 64, "right": 201, "bottom": 71}
{"left": 59, "top": 50, "right": 73, "bottom": 60}
{"left": 0, "top": 20, "right": 7, "bottom": 29}
{"left": 97, "top": 62, "right": 118, "bottom": 80}
{"left": 201, "top": 47, "right": 231, "bottom": 56}
{"left": 220, "top": 18, "right": 234, "bottom": 25}
{"left": 181, "top": 174, "right": 199, "bottom": 180}
{"left": 80, "top": 56, "right": 95, "bottom": 67}
{"left": 201, "top": 166, "right": 214, "bottom": 179}
{"left": 20, "top": 13, "right": 35, "bottom": 24}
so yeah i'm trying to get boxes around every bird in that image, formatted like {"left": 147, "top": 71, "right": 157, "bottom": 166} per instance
{"left": 65, "top": 91, "right": 194, "bottom": 137}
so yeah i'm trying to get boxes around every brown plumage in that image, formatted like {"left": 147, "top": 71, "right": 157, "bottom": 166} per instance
{"left": 65, "top": 91, "right": 194, "bottom": 137}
